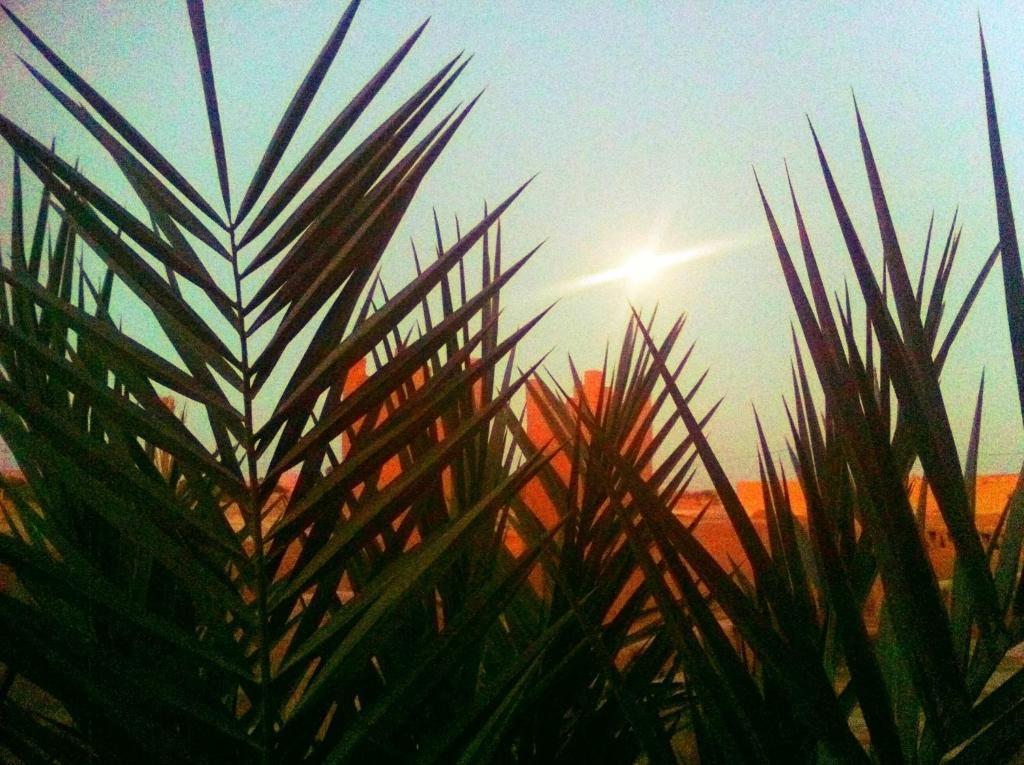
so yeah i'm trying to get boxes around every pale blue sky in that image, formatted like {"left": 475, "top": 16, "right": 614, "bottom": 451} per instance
{"left": 1, "top": 1, "right": 1023, "bottom": 480}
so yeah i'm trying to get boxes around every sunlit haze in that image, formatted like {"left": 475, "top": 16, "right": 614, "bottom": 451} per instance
{"left": 1, "top": 1, "right": 1023, "bottom": 482}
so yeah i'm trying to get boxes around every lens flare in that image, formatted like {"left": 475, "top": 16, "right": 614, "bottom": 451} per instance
{"left": 563, "top": 240, "right": 734, "bottom": 295}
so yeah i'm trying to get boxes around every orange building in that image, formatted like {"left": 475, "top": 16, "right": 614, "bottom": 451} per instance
{"left": 514, "top": 369, "right": 654, "bottom": 543}
{"left": 3, "top": 359, "right": 1019, "bottom": 604}
{"left": 712, "top": 474, "right": 1020, "bottom": 581}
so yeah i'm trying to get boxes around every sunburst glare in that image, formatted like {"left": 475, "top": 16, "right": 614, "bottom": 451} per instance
{"left": 563, "top": 240, "right": 735, "bottom": 295}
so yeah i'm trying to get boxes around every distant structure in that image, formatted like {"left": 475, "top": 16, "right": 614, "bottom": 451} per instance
{"left": 686, "top": 474, "right": 1021, "bottom": 581}
{"left": 3, "top": 365, "right": 1017, "bottom": 600}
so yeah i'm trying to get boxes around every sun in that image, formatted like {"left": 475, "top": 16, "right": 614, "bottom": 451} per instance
{"left": 624, "top": 250, "right": 663, "bottom": 285}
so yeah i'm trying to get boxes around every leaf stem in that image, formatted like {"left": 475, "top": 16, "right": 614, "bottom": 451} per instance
{"left": 229, "top": 224, "right": 272, "bottom": 761}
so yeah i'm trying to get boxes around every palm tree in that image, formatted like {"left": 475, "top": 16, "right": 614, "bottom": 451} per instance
{"left": 625, "top": 28, "right": 1024, "bottom": 763}
{"left": 0, "top": 2, "right": 554, "bottom": 761}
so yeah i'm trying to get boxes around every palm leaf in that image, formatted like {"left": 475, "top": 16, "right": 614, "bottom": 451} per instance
{"left": 1, "top": 4, "right": 227, "bottom": 228}
{"left": 235, "top": 0, "right": 361, "bottom": 225}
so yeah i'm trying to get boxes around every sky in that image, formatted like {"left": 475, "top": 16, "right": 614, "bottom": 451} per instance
{"left": 1, "top": 1, "right": 1023, "bottom": 482}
